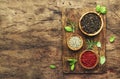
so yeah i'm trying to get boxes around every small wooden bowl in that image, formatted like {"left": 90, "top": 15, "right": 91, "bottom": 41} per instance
{"left": 79, "top": 50, "right": 99, "bottom": 69}
{"left": 67, "top": 34, "right": 83, "bottom": 51}
{"left": 79, "top": 12, "right": 103, "bottom": 36}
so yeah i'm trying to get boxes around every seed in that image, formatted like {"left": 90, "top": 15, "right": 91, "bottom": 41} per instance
{"left": 68, "top": 36, "right": 82, "bottom": 48}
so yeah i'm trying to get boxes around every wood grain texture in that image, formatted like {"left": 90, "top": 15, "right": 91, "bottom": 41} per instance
{"left": 59, "top": 0, "right": 120, "bottom": 79}
{"left": 0, "top": 0, "right": 119, "bottom": 79}
{"left": 62, "top": 8, "right": 106, "bottom": 73}
{"left": 0, "top": 0, "right": 63, "bottom": 79}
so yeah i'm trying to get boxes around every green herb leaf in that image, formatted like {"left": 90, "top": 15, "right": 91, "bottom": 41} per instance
{"left": 67, "top": 19, "right": 76, "bottom": 27}
{"left": 96, "top": 5, "right": 107, "bottom": 14}
{"left": 69, "top": 61, "right": 75, "bottom": 65}
{"left": 97, "top": 41, "right": 101, "bottom": 48}
{"left": 96, "top": 5, "right": 101, "bottom": 12}
{"left": 64, "top": 26, "right": 73, "bottom": 32}
{"left": 49, "top": 65, "right": 56, "bottom": 69}
{"left": 67, "top": 59, "right": 77, "bottom": 63}
{"left": 67, "top": 59, "right": 77, "bottom": 66}
{"left": 67, "top": 58, "right": 77, "bottom": 71}
{"left": 86, "top": 40, "right": 97, "bottom": 50}
{"left": 69, "top": 62, "right": 73, "bottom": 66}
{"left": 67, "top": 59, "right": 74, "bottom": 62}
{"left": 70, "top": 60, "right": 77, "bottom": 65}
{"left": 100, "top": 6, "right": 107, "bottom": 14}
{"left": 109, "top": 36, "right": 115, "bottom": 43}
{"left": 70, "top": 64, "right": 75, "bottom": 71}
{"left": 100, "top": 56, "right": 106, "bottom": 65}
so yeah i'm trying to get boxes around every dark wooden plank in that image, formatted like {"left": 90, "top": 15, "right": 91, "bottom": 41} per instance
{"left": 62, "top": 8, "right": 106, "bottom": 73}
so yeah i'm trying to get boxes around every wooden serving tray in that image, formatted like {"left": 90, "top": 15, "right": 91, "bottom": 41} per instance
{"left": 62, "top": 8, "right": 106, "bottom": 73}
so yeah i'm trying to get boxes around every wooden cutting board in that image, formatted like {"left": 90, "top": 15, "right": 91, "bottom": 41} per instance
{"left": 62, "top": 8, "right": 106, "bottom": 73}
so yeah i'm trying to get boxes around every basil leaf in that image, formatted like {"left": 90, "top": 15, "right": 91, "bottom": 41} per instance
{"left": 100, "top": 6, "right": 107, "bottom": 14}
{"left": 100, "top": 56, "right": 106, "bottom": 65}
{"left": 69, "top": 60, "right": 75, "bottom": 66}
{"left": 70, "top": 64, "right": 75, "bottom": 71}
{"left": 67, "top": 59, "right": 77, "bottom": 63}
{"left": 64, "top": 26, "right": 73, "bottom": 32}
{"left": 70, "top": 60, "right": 77, "bottom": 65}
{"left": 67, "top": 58, "right": 77, "bottom": 71}
{"left": 96, "top": 5, "right": 101, "bottom": 12}
{"left": 97, "top": 41, "right": 101, "bottom": 48}
{"left": 50, "top": 65, "right": 56, "bottom": 69}
{"left": 70, "top": 62, "right": 73, "bottom": 66}
{"left": 73, "top": 59, "right": 77, "bottom": 64}
{"left": 67, "top": 59, "right": 77, "bottom": 65}
{"left": 109, "top": 36, "right": 115, "bottom": 43}
{"left": 67, "top": 59, "right": 73, "bottom": 62}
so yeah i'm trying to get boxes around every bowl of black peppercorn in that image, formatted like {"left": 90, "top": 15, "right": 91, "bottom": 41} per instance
{"left": 79, "top": 12, "right": 103, "bottom": 36}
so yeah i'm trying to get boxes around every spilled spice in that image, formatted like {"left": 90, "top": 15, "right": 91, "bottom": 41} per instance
{"left": 81, "top": 13, "right": 101, "bottom": 34}
{"left": 80, "top": 51, "right": 97, "bottom": 67}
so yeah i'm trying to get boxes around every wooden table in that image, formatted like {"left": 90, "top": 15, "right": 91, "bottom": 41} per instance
{"left": 0, "top": 0, "right": 120, "bottom": 79}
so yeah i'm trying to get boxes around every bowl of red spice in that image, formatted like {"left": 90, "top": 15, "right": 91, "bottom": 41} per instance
{"left": 79, "top": 50, "right": 99, "bottom": 69}
{"left": 79, "top": 12, "right": 103, "bottom": 36}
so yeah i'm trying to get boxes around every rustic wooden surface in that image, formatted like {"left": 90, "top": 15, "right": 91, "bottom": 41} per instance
{"left": 0, "top": 0, "right": 120, "bottom": 79}
{"left": 62, "top": 8, "right": 106, "bottom": 73}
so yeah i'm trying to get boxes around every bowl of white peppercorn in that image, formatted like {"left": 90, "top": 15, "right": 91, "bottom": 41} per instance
{"left": 67, "top": 34, "right": 83, "bottom": 51}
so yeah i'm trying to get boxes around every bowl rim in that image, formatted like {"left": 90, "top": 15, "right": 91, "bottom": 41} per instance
{"left": 67, "top": 34, "right": 83, "bottom": 51}
{"left": 79, "top": 11, "right": 104, "bottom": 36}
{"left": 79, "top": 50, "right": 99, "bottom": 69}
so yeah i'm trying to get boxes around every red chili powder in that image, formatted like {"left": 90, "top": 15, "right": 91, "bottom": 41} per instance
{"left": 81, "top": 51, "right": 97, "bottom": 67}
